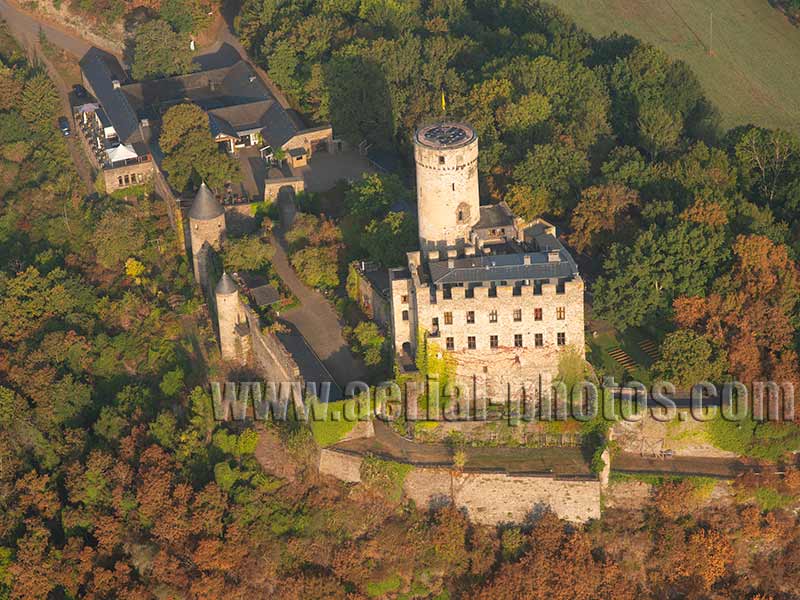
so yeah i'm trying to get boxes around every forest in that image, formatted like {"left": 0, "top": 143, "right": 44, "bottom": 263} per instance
{"left": 240, "top": 0, "right": 800, "bottom": 407}
{"left": 1, "top": 0, "right": 800, "bottom": 598}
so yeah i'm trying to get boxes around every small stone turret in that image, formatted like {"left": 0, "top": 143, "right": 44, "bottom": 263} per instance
{"left": 215, "top": 272, "right": 249, "bottom": 364}
{"left": 189, "top": 183, "right": 226, "bottom": 292}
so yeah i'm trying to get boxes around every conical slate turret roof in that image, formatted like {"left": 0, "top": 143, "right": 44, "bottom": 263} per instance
{"left": 188, "top": 182, "right": 224, "bottom": 220}
{"left": 216, "top": 272, "right": 238, "bottom": 295}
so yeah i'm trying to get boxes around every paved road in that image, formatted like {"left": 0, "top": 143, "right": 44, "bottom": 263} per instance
{"left": 0, "top": 0, "right": 95, "bottom": 56}
{"left": 613, "top": 452, "right": 771, "bottom": 479}
{"left": 269, "top": 229, "right": 368, "bottom": 388}
{"left": 333, "top": 420, "right": 594, "bottom": 475}
{"left": 0, "top": 0, "right": 95, "bottom": 192}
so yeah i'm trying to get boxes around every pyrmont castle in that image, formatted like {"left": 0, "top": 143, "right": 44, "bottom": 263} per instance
{"left": 390, "top": 122, "right": 585, "bottom": 402}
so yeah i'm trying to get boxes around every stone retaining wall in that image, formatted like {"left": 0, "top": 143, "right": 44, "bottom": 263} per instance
{"left": 318, "top": 449, "right": 601, "bottom": 524}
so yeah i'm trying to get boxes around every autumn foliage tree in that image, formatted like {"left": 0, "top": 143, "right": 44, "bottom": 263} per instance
{"left": 674, "top": 234, "right": 800, "bottom": 387}
{"left": 568, "top": 183, "right": 639, "bottom": 253}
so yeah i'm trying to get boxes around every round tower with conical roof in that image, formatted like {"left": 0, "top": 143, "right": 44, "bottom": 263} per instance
{"left": 215, "top": 272, "right": 248, "bottom": 363}
{"left": 188, "top": 182, "right": 226, "bottom": 291}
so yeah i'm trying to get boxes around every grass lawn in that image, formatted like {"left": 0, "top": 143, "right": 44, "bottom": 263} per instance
{"left": 551, "top": 0, "right": 800, "bottom": 134}
{"left": 587, "top": 327, "right": 654, "bottom": 383}
{"left": 308, "top": 397, "right": 372, "bottom": 447}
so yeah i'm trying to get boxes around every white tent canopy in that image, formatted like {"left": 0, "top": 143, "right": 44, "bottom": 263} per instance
{"left": 76, "top": 103, "right": 100, "bottom": 114}
{"left": 105, "top": 143, "right": 138, "bottom": 163}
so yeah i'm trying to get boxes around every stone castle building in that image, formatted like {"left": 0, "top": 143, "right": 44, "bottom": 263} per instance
{"left": 389, "top": 122, "right": 585, "bottom": 401}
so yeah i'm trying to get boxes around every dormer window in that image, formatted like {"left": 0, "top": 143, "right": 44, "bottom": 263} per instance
{"left": 438, "top": 155, "right": 445, "bottom": 164}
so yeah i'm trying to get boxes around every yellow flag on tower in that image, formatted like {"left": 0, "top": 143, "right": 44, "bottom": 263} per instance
{"left": 441, "top": 90, "right": 446, "bottom": 113}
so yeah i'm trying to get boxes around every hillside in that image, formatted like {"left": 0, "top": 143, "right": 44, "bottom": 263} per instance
{"left": 552, "top": 0, "right": 800, "bottom": 134}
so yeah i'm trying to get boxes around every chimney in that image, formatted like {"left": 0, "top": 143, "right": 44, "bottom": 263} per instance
{"left": 447, "top": 258, "right": 455, "bottom": 268}
{"left": 140, "top": 118, "right": 149, "bottom": 128}
{"left": 112, "top": 80, "right": 121, "bottom": 89}
{"left": 548, "top": 249, "right": 560, "bottom": 263}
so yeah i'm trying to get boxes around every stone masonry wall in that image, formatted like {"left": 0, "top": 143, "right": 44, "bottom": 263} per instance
{"left": 264, "top": 177, "right": 305, "bottom": 202}
{"left": 243, "top": 305, "right": 302, "bottom": 383}
{"left": 414, "top": 129, "right": 480, "bottom": 255}
{"left": 403, "top": 468, "right": 600, "bottom": 524}
{"left": 103, "top": 161, "right": 154, "bottom": 193}
{"left": 318, "top": 451, "right": 601, "bottom": 524}
{"left": 393, "top": 272, "right": 585, "bottom": 401}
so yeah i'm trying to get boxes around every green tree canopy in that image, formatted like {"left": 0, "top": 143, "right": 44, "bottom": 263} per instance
{"left": 131, "top": 19, "right": 195, "bottom": 80}
{"left": 361, "top": 211, "right": 416, "bottom": 268}
{"left": 345, "top": 173, "right": 409, "bottom": 222}
{"left": 222, "top": 235, "right": 275, "bottom": 273}
{"left": 513, "top": 143, "right": 589, "bottom": 215}
{"left": 653, "top": 329, "right": 727, "bottom": 389}
{"left": 591, "top": 220, "right": 728, "bottom": 331}
{"left": 20, "top": 73, "right": 59, "bottom": 130}
{"left": 160, "top": 103, "right": 240, "bottom": 192}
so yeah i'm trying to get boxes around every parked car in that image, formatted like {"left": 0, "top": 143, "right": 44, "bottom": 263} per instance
{"left": 73, "top": 84, "right": 87, "bottom": 98}
{"left": 58, "top": 117, "right": 71, "bottom": 136}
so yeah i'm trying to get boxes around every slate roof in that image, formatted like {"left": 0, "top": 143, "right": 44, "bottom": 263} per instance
{"left": 250, "top": 284, "right": 280, "bottom": 307}
{"left": 119, "top": 60, "right": 300, "bottom": 147}
{"left": 79, "top": 48, "right": 143, "bottom": 149}
{"left": 216, "top": 272, "right": 238, "bottom": 295}
{"left": 208, "top": 98, "right": 297, "bottom": 145}
{"left": 188, "top": 183, "right": 224, "bottom": 220}
{"left": 475, "top": 202, "right": 515, "bottom": 230}
{"left": 428, "top": 251, "right": 577, "bottom": 285}
{"left": 208, "top": 112, "right": 239, "bottom": 139}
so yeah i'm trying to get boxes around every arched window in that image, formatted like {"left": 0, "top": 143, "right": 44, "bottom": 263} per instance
{"left": 456, "top": 202, "right": 470, "bottom": 223}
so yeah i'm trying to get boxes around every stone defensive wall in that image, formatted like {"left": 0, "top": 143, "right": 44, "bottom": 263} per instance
{"left": 318, "top": 448, "right": 601, "bottom": 524}
{"left": 242, "top": 304, "right": 302, "bottom": 383}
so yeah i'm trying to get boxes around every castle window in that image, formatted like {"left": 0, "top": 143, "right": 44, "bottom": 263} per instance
{"left": 557, "top": 332, "right": 566, "bottom": 346}
{"left": 465, "top": 287, "right": 474, "bottom": 299}
{"left": 401, "top": 295, "right": 408, "bottom": 303}
{"left": 535, "top": 333, "right": 543, "bottom": 347}
{"left": 446, "top": 337, "right": 454, "bottom": 351}
{"left": 513, "top": 285, "right": 522, "bottom": 297}
{"left": 443, "top": 286, "right": 452, "bottom": 299}
{"left": 490, "top": 335, "right": 499, "bottom": 349}
{"left": 468, "top": 336, "right": 476, "bottom": 349}
{"left": 466, "top": 311, "right": 475, "bottom": 324}
{"left": 514, "top": 334, "right": 523, "bottom": 348}
{"left": 456, "top": 202, "right": 470, "bottom": 223}
{"left": 556, "top": 280, "right": 566, "bottom": 294}
{"left": 117, "top": 176, "right": 123, "bottom": 186}
{"left": 488, "top": 287, "right": 497, "bottom": 298}
{"left": 444, "top": 312, "right": 453, "bottom": 325}
{"left": 557, "top": 307, "right": 565, "bottom": 320}
{"left": 534, "top": 308, "right": 542, "bottom": 321}
{"left": 513, "top": 309, "right": 522, "bottom": 322}
{"left": 534, "top": 281, "right": 543, "bottom": 295}
{"left": 438, "top": 155, "right": 445, "bottom": 164}
{"left": 402, "top": 310, "right": 409, "bottom": 321}
{"left": 452, "top": 183, "right": 456, "bottom": 191}
{"left": 489, "top": 310, "right": 498, "bottom": 323}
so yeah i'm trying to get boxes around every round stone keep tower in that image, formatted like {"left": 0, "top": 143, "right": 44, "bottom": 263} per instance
{"left": 188, "top": 182, "right": 226, "bottom": 290}
{"left": 215, "top": 272, "right": 245, "bottom": 363}
{"left": 414, "top": 122, "right": 479, "bottom": 256}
